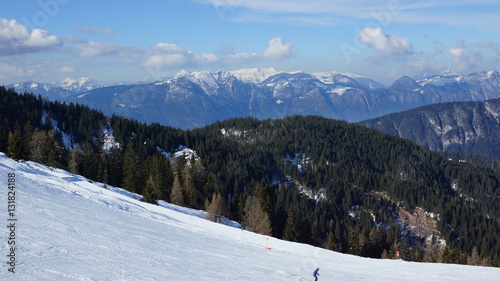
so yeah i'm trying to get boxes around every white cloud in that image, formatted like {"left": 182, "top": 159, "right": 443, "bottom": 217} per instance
{"left": 23, "top": 29, "right": 61, "bottom": 48}
{"left": 151, "top": 43, "right": 186, "bottom": 54}
{"left": 74, "top": 41, "right": 141, "bottom": 58}
{"left": 0, "top": 56, "right": 44, "bottom": 81}
{"left": 77, "top": 26, "right": 116, "bottom": 35}
{"left": 358, "top": 27, "right": 413, "bottom": 55}
{"left": 199, "top": 0, "right": 500, "bottom": 29}
{"left": 143, "top": 43, "right": 189, "bottom": 68}
{"left": 194, "top": 53, "right": 219, "bottom": 64}
{"left": 58, "top": 66, "right": 76, "bottom": 73}
{"left": 0, "top": 18, "right": 62, "bottom": 56}
{"left": 263, "top": 37, "right": 294, "bottom": 60}
{"left": 143, "top": 37, "right": 294, "bottom": 69}
{"left": 144, "top": 53, "right": 187, "bottom": 68}
{"left": 75, "top": 41, "right": 121, "bottom": 57}
{"left": 449, "top": 47, "right": 482, "bottom": 72}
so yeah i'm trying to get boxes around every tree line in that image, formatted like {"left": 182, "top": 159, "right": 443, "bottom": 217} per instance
{"left": 1, "top": 86, "right": 499, "bottom": 266}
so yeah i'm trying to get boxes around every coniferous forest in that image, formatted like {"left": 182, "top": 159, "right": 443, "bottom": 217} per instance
{"left": 1, "top": 86, "right": 499, "bottom": 266}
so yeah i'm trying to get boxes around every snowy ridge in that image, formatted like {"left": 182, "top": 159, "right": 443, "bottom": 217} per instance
{"left": 56, "top": 77, "right": 105, "bottom": 93}
{"left": 417, "top": 70, "right": 499, "bottom": 87}
{"left": 228, "top": 67, "right": 280, "bottom": 83}
{"left": 0, "top": 153, "right": 499, "bottom": 280}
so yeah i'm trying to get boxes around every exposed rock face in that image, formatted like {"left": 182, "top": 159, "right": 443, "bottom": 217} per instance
{"left": 360, "top": 98, "right": 500, "bottom": 160}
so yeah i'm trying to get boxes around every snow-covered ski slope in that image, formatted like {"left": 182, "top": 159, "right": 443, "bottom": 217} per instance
{"left": 0, "top": 153, "right": 498, "bottom": 280}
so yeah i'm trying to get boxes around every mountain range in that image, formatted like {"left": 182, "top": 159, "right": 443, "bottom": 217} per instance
{"left": 360, "top": 98, "right": 500, "bottom": 161}
{"left": 7, "top": 68, "right": 500, "bottom": 129}
{"left": 2, "top": 86, "right": 500, "bottom": 266}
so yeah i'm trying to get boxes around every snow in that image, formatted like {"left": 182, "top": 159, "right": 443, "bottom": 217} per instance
{"left": 156, "top": 146, "right": 172, "bottom": 158}
{"left": 101, "top": 123, "right": 120, "bottom": 153}
{"left": 417, "top": 75, "right": 460, "bottom": 86}
{"left": 0, "top": 153, "right": 499, "bottom": 280}
{"left": 299, "top": 186, "right": 326, "bottom": 202}
{"left": 41, "top": 111, "right": 74, "bottom": 150}
{"left": 220, "top": 128, "right": 246, "bottom": 137}
{"left": 57, "top": 77, "right": 105, "bottom": 93}
{"left": 327, "top": 86, "right": 352, "bottom": 96}
{"left": 173, "top": 145, "right": 199, "bottom": 162}
{"left": 312, "top": 71, "right": 361, "bottom": 84}
{"left": 285, "top": 153, "right": 311, "bottom": 173}
{"left": 229, "top": 67, "right": 280, "bottom": 83}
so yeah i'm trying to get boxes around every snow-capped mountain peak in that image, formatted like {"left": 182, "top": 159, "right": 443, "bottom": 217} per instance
{"left": 228, "top": 67, "right": 280, "bottom": 83}
{"left": 416, "top": 70, "right": 500, "bottom": 87}
{"left": 312, "top": 71, "right": 386, "bottom": 89}
{"left": 312, "top": 71, "right": 357, "bottom": 85}
{"left": 174, "top": 69, "right": 190, "bottom": 78}
{"left": 56, "top": 77, "right": 105, "bottom": 93}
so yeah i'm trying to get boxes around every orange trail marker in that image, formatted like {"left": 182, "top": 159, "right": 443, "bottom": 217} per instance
{"left": 265, "top": 238, "right": 272, "bottom": 250}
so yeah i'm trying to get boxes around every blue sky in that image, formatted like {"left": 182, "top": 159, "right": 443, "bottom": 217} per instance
{"left": 1, "top": 0, "right": 500, "bottom": 85}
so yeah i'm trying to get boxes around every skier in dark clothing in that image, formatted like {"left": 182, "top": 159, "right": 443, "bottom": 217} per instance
{"left": 313, "top": 268, "right": 320, "bottom": 280}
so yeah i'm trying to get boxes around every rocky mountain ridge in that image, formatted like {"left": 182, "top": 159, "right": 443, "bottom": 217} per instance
{"left": 6, "top": 69, "right": 500, "bottom": 129}
{"left": 359, "top": 98, "right": 500, "bottom": 160}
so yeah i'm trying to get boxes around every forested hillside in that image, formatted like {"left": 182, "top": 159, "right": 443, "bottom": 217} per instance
{"left": 1, "top": 86, "right": 499, "bottom": 266}
{"left": 359, "top": 98, "right": 500, "bottom": 161}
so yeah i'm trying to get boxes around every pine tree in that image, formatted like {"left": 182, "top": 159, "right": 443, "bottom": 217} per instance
{"left": 46, "top": 151, "right": 57, "bottom": 168}
{"left": 7, "top": 122, "right": 28, "bottom": 160}
{"left": 122, "top": 142, "right": 141, "bottom": 193}
{"left": 170, "top": 174, "right": 184, "bottom": 206}
{"left": 325, "top": 231, "right": 336, "bottom": 251}
{"left": 82, "top": 141, "right": 98, "bottom": 180}
{"left": 283, "top": 207, "right": 299, "bottom": 242}
{"left": 182, "top": 163, "right": 197, "bottom": 208}
{"left": 142, "top": 175, "right": 159, "bottom": 204}
{"left": 347, "top": 227, "right": 360, "bottom": 255}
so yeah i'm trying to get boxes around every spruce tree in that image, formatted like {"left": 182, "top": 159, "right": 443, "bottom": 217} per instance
{"left": 7, "top": 122, "right": 28, "bottom": 160}
{"left": 283, "top": 207, "right": 299, "bottom": 242}
{"left": 182, "top": 163, "right": 197, "bottom": 208}
{"left": 142, "top": 175, "right": 159, "bottom": 204}
{"left": 122, "top": 142, "right": 141, "bottom": 193}
{"left": 326, "top": 231, "right": 336, "bottom": 251}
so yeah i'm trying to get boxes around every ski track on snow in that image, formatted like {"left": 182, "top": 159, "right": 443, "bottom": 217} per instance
{"left": 0, "top": 153, "right": 498, "bottom": 280}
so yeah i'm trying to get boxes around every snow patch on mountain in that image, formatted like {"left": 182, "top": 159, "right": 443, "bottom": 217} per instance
{"left": 417, "top": 75, "right": 460, "bottom": 86}
{"left": 41, "top": 111, "right": 74, "bottom": 150}
{"left": 285, "top": 153, "right": 312, "bottom": 173}
{"left": 313, "top": 72, "right": 354, "bottom": 84}
{"left": 174, "top": 145, "right": 199, "bottom": 161}
{"left": 327, "top": 86, "right": 353, "bottom": 96}
{"left": 56, "top": 77, "right": 105, "bottom": 93}
{"left": 101, "top": 123, "right": 120, "bottom": 153}
{"left": 228, "top": 67, "right": 280, "bottom": 83}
